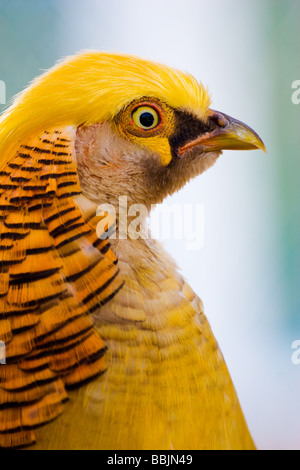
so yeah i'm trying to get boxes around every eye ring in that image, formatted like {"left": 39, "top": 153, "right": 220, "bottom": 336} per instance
{"left": 132, "top": 105, "right": 161, "bottom": 130}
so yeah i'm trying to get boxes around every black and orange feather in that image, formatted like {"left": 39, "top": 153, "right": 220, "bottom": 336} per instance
{"left": 0, "top": 127, "right": 123, "bottom": 448}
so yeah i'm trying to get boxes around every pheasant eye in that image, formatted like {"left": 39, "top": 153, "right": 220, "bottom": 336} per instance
{"left": 132, "top": 106, "right": 160, "bottom": 130}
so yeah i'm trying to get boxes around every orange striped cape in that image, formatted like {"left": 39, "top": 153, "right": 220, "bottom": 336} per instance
{"left": 0, "top": 127, "right": 123, "bottom": 448}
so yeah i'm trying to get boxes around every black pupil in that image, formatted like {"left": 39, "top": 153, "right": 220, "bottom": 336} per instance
{"left": 139, "top": 112, "right": 155, "bottom": 128}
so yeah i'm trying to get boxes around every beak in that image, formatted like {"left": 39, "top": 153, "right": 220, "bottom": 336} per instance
{"left": 178, "top": 109, "right": 266, "bottom": 155}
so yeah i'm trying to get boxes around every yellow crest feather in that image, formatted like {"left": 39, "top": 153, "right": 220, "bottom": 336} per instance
{"left": 0, "top": 51, "right": 211, "bottom": 167}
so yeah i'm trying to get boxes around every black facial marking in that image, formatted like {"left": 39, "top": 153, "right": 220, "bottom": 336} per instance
{"left": 169, "top": 110, "right": 215, "bottom": 161}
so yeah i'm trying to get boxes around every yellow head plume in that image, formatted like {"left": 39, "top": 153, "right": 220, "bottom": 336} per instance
{"left": 0, "top": 51, "right": 211, "bottom": 167}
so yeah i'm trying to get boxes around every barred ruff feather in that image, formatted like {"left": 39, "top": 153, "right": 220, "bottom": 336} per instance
{"left": 0, "top": 52, "right": 211, "bottom": 170}
{"left": 0, "top": 127, "right": 123, "bottom": 448}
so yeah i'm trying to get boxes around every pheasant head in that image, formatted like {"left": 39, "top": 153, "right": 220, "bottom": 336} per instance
{"left": 0, "top": 51, "right": 265, "bottom": 209}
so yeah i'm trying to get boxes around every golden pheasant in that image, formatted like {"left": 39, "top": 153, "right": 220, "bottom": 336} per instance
{"left": 0, "top": 52, "right": 265, "bottom": 450}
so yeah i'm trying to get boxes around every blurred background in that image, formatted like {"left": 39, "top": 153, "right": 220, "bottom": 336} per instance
{"left": 0, "top": 0, "right": 299, "bottom": 450}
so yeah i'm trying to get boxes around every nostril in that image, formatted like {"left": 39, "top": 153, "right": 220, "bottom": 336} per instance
{"left": 208, "top": 110, "right": 228, "bottom": 129}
